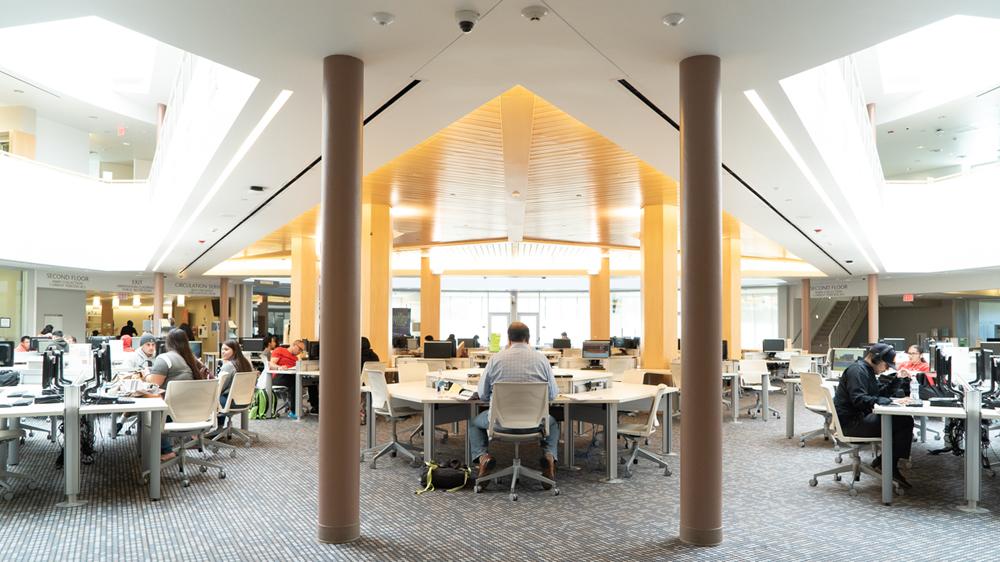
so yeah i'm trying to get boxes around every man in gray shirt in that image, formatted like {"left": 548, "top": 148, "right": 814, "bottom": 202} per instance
{"left": 471, "top": 322, "right": 559, "bottom": 487}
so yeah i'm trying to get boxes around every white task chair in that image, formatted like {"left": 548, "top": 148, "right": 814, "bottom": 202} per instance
{"left": 798, "top": 372, "right": 832, "bottom": 447}
{"left": 622, "top": 369, "right": 646, "bottom": 385}
{"left": 739, "top": 359, "right": 781, "bottom": 419}
{"left": 0, "top": 428, "right": 36, "bottom": 500}
{"left": 606, "top": 356, "right": 635, "bottom": 379}
{"left": 558, "top": 357, "right": 588, "bottom": 369}
{"left": 160, "top": 379, "right": 227, "bottom": 487}
{"left": 397, "top": 362, "right": 448, "bottom": 444}
{"left": 788, "top": 355, "right": 813, "bottom": 376}
{"left": 473, "top": 382, "right": 559, "bottom": 501}
{"left": 618, "top": 384, "right": 672, "bottom": 477}
{"left": 367, "top": 369, "right": 422, "bottom": 468}
{"left": 212, "top": 371, "right": 260, "bottom": 449}
{"left": 809, "top": 387, "right": 898, "bottom": 497}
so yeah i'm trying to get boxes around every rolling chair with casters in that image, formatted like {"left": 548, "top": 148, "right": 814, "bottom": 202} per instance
{"left": 798, "top": 372, "right": 832, "bottom": 447}
{"left": 739, "top": 360, "right": 781, "bottom": 419}
{"left": 211, "top": 371, "right": 260, "bottom": 451}
{"left": 788, "top": 355, "right": 813, "bottom": 376}
{"left": 0, "top": 428, "right": 37, "bottom": 500}
{"left": 618, "top": 384, "right": 672, "bottom": 478}
{"left": 366, "top": 369, "right": 422, "bottom": 468}
{"left": 809, "top": 387, "right": 900, "bottom": 497}
{"left": 397, "top": 363, "right": 448, "bottom": 444}
{"left": 156, "top": 379, "right": 227, "bottom": 487}
{"left": 473, "top": 382, "right": 559, "bottom": 501}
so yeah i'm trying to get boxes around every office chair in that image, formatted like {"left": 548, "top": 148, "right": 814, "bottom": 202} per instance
{"left": 158, "top": 379, "right": 227, "bottom": 487}
{"left": 618, "top": 384, "right": 672, "bottom": 477}
{"left": 739, "top": 359, "right": 781, "bottom": 419}
{"left": 397, "top": 362, "right": 448, "bottom": 444}
{"left": 809, "top": 386, "right": 900, "bottom": 497}
{"left": 473, "top": 382, "right": 559, "bottom": 501}
{"left": 211, "top": 371, "right": 259, "bottom": 450}
{"left": 605, "top": 356, "right": 635, "bottom": 380}
{"left": 366, "top": 369, "right": 422, "bottom": 468}
{"left": 798, "top": 372, "right": 832, "bottom": 447}
{"left": 0, "top": 428, "right": 36, "bottom": 500}
{"left": 788, "top": 355, "right": 813, "bottom": 376}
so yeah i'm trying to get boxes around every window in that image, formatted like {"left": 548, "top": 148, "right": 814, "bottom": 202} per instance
{"left": 742, "top": 287, "right": 780, "bottom": 348}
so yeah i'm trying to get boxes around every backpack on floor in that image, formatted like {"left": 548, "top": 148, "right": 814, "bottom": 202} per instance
{"left": 416, "top": 459, "right": 474, "bottom": 494}
{"left": 250, "top": 388, "right": 278, "bottom": 420}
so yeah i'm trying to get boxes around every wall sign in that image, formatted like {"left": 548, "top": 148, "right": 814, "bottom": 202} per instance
{"left": 809, "top": 278, "right": 866, "bottom": 298}
{"left": 36, "top": 269, "right": 228, "bottom": 296}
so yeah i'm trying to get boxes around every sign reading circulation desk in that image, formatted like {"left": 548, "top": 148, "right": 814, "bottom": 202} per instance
{"left": 809, "top": 278, "right": 866, "bottom": 298}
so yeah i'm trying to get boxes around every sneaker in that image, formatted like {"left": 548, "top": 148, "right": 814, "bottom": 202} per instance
{"left": 871, "top": 455, "right": 882, "bottom": 471}
{"left": 476, "top": 453, "right": 496, "bottom": 489}
{"left": 288, "top": 411, "right": 298, "bottom": 420}
{"left": 160, "top": 451, "right": 176, "bottom": 462}
{"left": 892, "top": 469, "right": 913, "bottom": 490}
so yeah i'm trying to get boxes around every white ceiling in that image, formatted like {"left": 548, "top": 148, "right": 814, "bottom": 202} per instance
{"left": 5, "top": 1, "right": 1000, "bottom": 279}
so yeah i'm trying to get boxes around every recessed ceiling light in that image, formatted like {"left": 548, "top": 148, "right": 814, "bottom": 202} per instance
{"left": 521, "top": 5, "right": 548, "bottom": 21}
{"left": 784, "top": 198, "right": 792, "bottom": 202}
{"left": 662, "top": 13, "right": 685, "bottom": 26}
{"left": 887, "top": 130, "right": 895, "bottom": 134}
{"left": 88, "top": 115, "right": 98, "bottom": 119}
{"left": 13, "top": 89, "right": 23, "bottom": 93}
{"left": 938, "top": 115, "right": 947, "bottom": 119}
{"left": 250, "top": 185, "right": 266, "bottom": 192}
{"left": 845, "top": 260, "right": 854, "bottom": 264}
{"left": 122, "top": 141, "right": 131, "bottom": 146}
{"left": 372, "top": 12, "right": 395, "bottom": 26}
{"left": 916, "top": 145, "right": 924, "bottom": 149}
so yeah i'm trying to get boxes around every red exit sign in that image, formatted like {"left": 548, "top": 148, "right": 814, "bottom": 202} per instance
{"left": 902, "top": 293, "right": 914, "bottom": 303}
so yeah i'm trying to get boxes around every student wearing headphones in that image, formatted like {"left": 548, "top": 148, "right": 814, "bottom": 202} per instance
{"left": 833, "top": 343, "right": 914, "bottom": 488}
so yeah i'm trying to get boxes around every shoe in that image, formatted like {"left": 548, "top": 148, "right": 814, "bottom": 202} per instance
{"left": 476, "top": 454, "right": 496, "bottom": 489}
{"left": 892, "top": 469, "right": 913, "bottom": 490}
{"left": 160, "top": 451, "right": 176, "bottom": 462}
{"left": 871, "top": 455, "right": 882, "bottom": 471}
{"left": 541, "top": 453, "right": 557, "bottom": 490}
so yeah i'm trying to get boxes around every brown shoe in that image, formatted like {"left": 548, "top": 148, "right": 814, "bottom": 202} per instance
{"left": 541, "top": 453, "right": 556, "bottom": 489}
{"left": 476, "top": 453, "right": 496, "bottom": 489}
{"left": 160, "top": 451, "right": 176, "bottom": 462}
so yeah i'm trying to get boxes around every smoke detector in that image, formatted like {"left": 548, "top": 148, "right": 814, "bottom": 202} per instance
{"left": 521, "top": 6, "right": 548, "bottom": 21}
{"left": 372, "top": 12, "right": 395, "bottom": 27}
{"left": 662, "top": 13, "right": 686, "bottom": 27}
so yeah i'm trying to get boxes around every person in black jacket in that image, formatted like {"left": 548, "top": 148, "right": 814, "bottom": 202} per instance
{"left": 361, "top": 337, "right": 380, "bottom": 364}
{"left": 833, "top": 343, "right": 915, "bottom": 488}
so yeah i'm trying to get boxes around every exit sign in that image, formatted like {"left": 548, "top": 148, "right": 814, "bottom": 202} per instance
{"left": 117, "top": 126, "right": 126, "bottom": 137}
{"left": 903, "top": 293, "right": 914, "bottom": 303}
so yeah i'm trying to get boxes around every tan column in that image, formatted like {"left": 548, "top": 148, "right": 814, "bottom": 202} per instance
{"left": 420, "top": 254, "right": 441, "bottom": 341}
{"left": 589, "top": 255, "right": 610, "bottom": 340}
{"left": 152, "top": 273, "right": 165, "bottom": 337}
{"left": 361, "top": 202, "right": 392, "bottom": 362}
{"left": 101, "top": 298, "right": 114, "bottom": 336}
{"left": 257, "top": 294, "right": 269, "bottom": 337}
{"left": 317, "top": 54, "right": 362, "bottom": 544}
{"left": 640, "top": 204, "right": 679, "bottom": 368}
{"left": 290, "top": 236, "right": 318, "bottom": 341}
{"left": 801, "top": 279, "right": 811, "bottom": 352}
{"left": 721, "top": 214, "right": 741, "bottom": 359}
{"left": 219, "top": 277, "right": 229, "bottom": 343}
{"left": 679, "top": 54, "right": 723, "bottom": 546}
{"left": 868, "top": 274, "right": 879, "bottom": 343}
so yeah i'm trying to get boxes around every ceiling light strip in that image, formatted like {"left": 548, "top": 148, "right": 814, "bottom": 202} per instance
{"left": 153, "top": 89, "right": 293, "bottom": 271}
{"left": 743, "top": 89, "right": 878, "bottom": 273}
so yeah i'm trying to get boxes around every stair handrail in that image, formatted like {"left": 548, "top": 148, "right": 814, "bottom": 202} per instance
{"left": 827, "top": 297, "right": 857, "bottom": 351}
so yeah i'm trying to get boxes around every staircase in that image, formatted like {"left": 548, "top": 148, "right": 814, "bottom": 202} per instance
{"left": 811, "top": 298, "right": 866, "bottom": 354}
{"left": 811, "top": 301, "right": 848, "bottom": 354}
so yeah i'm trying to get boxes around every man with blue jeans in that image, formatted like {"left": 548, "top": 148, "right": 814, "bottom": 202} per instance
{"left": 470, "top": 322, "right": 559, "bottom": 489}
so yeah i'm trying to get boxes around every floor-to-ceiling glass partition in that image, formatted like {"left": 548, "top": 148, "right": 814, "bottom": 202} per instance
{"left": 610, "top": 276, "right": 641, "bottom": 340}
{"left": 742, "top": 286, "right": 780, "bottom": 348}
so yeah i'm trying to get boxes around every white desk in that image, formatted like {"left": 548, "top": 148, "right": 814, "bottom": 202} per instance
{"left": 432, "top": 368, "right": 613, "bottom": 394}
{"left": 782, "top": 377, "right": 838, "bottom": 439}
{"left": 371, "top": 381, "right": 677, "bottom": 483}
{"left": 0, "top": 397, "right": 63, "bottom": 472}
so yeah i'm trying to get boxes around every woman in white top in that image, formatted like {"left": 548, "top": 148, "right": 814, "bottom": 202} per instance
{"left": 218, "top": 339, "right": 254, "bottom": 413}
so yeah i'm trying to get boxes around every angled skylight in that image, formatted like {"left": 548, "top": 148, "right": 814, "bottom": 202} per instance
{"left": 0, "top": 16, "right": 183, "bottom": 123}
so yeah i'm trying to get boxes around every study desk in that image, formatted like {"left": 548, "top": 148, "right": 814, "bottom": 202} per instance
{"left": 432, "top": 368, "right": 613, "bottom": 394}
{"left": 782, "top": 377, "right": 838, "bottom": 439}
{"left": 367, "top": 382, "right": 677, "bottom": 482}
{"left": 0, "top": 398, "right": 63, "bottom": 470}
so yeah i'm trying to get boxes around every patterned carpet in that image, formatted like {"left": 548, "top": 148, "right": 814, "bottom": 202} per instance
{"left": 0, "top": 393, "right": 998, "bottom": 561}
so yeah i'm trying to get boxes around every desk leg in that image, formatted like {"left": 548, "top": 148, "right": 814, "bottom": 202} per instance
{"left": 761, "top": 376, "right": 769, "bottom": 422}
{"left": 604, "top": 403, "right": 621, "bottom": 483}
{"left": 149, "top": 410, "right": 162, "bottom": 501}
{"left": 58, "top": 408, "right": 85, "bottom": 507}
{"left": 731, "top": 377, "right": 739, "bottom": 423}
{"left": 919, "top": 416, "right": 927, "bottom": 443}
{"left": 5, "top": 418, "right": 16, "bottom": 466}
{"left": 881, "top": 413, "right": 893, "bottom": 506}
{"left": 139, "top": 412, "right": 148, "bottom": 473}
{"left": 241, "top": 410, "right": 250, "bottom": 432}
{"left": 785, "top": 383, "right": 795, "bottom": 439}
{"left": 563, "top": 403, "right": 574, "bottom": 469}
{"left": 294, "top": 373, "right": 303, "bottom": 421}
{"left": 958, "top": 394, "right": 987, "bottom": 513}
{"left": 465, "top": 404, "right": 474, "bottom": 467}
{"left": 664, "top": 393, "right": 674, "bottom": 455}
{"left": 422, "top": 403, "right": 434, "bottom": 463}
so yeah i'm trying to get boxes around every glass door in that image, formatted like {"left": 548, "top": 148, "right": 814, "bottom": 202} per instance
{"left": 489, "top": 313, "right": 510, "bottom": 348}
{"left": 517, "top": 313, "right": 540, "bottom": 346}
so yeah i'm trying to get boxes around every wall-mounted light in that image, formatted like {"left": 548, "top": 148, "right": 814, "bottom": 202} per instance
{"left": 112, "top": 296, "right": 120, "bottom": 308}
{"left": 177, "top": 294, "right": 185, "bottom": 307}
{"left": 92, "top": 296, "right": 100, "bottom": 308}
{"left": 132, "top": 295, "right": 141, "bottom": 307}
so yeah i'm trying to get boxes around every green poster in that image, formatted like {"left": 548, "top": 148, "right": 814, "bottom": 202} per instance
{"left": 489, "top": 333, "right": 501, "bottom": 353}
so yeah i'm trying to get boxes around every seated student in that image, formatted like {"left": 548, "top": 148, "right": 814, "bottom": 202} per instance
{"left": 39, "top": 324, "right": 54, "bottom": 337}
{"left": 65, "top": 335, "right": 77, "bottom": 344}
{"left": 471, "top": 322, "right": 559, "bottom": 489}
{"left": 270, "top": 339, "right": 315, "bottom": 416}
{"left": 218, "top": 339, "right": 254, "bottom": 424}
{"left": 129, "top": 334, "right": 158, "bottom": 373}
{"left": 897, "top": 344, "right": 932, "bottom": 384}
{"left": 361, "top": 337, "right": 379, "bottom": 364}
{"left": 122, "top": 334, "right": 134, "bottom": 353}
{"left": 262, "top": 334, "right": 279, "bottom": 362}
{"left": 49, "top": 331, "right": 70, "bottom": 353}
{"left": 146, "top": 328, "right": 204, "bottom": 461}
{"left": 15, "top": 336, "right": 30, "bottom": 353}
{"left": 833, "top": 343, "right": 914, "bottom": 489}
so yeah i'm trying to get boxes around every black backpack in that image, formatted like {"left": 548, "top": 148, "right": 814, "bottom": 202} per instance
{"left": 416, "top": 459, "right": 474, "bottom": 494}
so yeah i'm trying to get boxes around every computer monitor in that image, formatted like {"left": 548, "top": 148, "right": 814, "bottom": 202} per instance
{"left": 831, "top": 347, "right": 866, "bottom": 375}
{"left": 988, "top": 338, "right": 1000, "bottom": 343}
{"left": 88, "top": 335, "right": 114, "bottom": 350}
{"left": 977, "top": 348, "right": 992, "bottom": 383}
{"left": 582, "top": 340, "right": 611, "bottom": 359}
{"left": 156, "top": 338, "right": 167, "bottom": 356}
{"left": 41, "top": 349, "right": 63, "bottom": 390}
{"left": 30, "top": 337, "right": 52, "bottom": 352}
{"left": 424, "top": 341, "right": 454, "bottom": 359}
{"left": 189, "top": 341, "right": 203, "bottom": 359}
{"left": 0, "top": 341, "right": 13, "bottom": 368}
{"left": 239, "top": 338, "right": 265, "bottom": 353}
{"left": 762, "top": 339, "right": 785, "bottom": 353}
{"left": 722, "top": 340, "right": 728, "bottom": 361}
{"left": 95, "top": 344, "right": 113, "bottom": 384}
{"left": 307, "top": 341, "right": 320, "bottom": 360}
{"left": 980, "top": 341, "right": 1000, "bottom": 356}
{"left": 552, "top": 338, "right": 571, "bottom": 349}
{"left": 392, "top": 335, "right": 408, "bottom": 349}
{"left": 880, "top": 338, "right": 906, "bottom": 353}
{"left": 406, "top": 337, "right": 419, "bottom": 350}
{"left": 458, "top": 338, "right": 478, "bottom": 349}
{"left": 623, "top": 337, "right": 640, "bottom": 350}
{"left": 610, "top": 336, "right": 625, "bottom": 348}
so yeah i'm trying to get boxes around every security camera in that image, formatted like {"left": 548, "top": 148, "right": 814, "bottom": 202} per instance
{"left": 455, "top": 9, "right": 479, "bottom": 33}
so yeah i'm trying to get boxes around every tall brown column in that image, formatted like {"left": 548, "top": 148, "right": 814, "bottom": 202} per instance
{"left": 317, "top": 54, "right": 362, "bottom": 544}
{"left": 868, "top": 274, "right": 879, "bottom": 343}
{"left": 219, "top": 277, "right": 229, "bottom": 343}
{"left": 679, "top": 54, "right": 723, "bottom": 546}
{"left": 420, "top": 253, "right": 441, "bottom": 341}
{"left": 152, "top": 273, "right": 165, "bottom": 336}
{"left": 589, "top": 255, "right": 610, "bottom": 340}
{"left": 801, "top": 279, "right": 811, "bottom": 352}
{"left": 257, "top": 294, "right": 269, "bottom": 337}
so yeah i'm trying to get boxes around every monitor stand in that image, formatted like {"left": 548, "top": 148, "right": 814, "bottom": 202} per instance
{"left": 582, "top": 359, "right": 605, "bottom": 370}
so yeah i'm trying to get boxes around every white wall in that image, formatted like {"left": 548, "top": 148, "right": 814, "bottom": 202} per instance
{"left": 133, "top": 158, "right": 152, "bottom": 180}
{"left": 0, "top": 106, "right": 36, "bottom": 133}
{"left": 100, "top": 161, "right": 134, "bottom": 180}
{"left": 36, "top": 288, "right": 86, "bottom": 339}
{"left": 35, "top": 117, "right": 90, "bottom": 174}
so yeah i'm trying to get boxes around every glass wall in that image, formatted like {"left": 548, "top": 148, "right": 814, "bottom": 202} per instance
{"left": 611, "top": 276, "right": 642, "bottom": 340}
{"left": 0, "top": 267, "right": 22, "bottom": 341}
{"left": 742, "top": 287, "right": 780, "bottom": 348}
